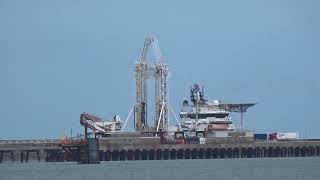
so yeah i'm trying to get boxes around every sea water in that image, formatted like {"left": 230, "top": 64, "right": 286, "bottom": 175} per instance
{"left": 1, "top": 157, "right": 320, "bottom": 180}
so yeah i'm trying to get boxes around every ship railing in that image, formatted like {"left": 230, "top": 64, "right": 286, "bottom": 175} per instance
{"left": 181, "top": 105, "right": 226, "bottom": 113}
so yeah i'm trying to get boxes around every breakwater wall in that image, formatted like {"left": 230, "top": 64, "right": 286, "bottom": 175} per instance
{"left": 1, "top": 138, "right": 320, "bottom": 163}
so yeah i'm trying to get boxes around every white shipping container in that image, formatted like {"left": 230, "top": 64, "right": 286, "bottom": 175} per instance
{"left": 245, "top": 131, "right": 255, "bottom": 137}
{"left": 276, "top": 133, "right": 287, "bottom": 140}
{"left": 215, "top": 131, "right": 229, "bottom": 137}
{"left": 199, "top": 138, "right": 206, "bottom": 144}
{"left": 276, "top": 132, "right": 298, "bottom": 140}
{"left": 286, "top": 132, "right": 298, "bottom": 140}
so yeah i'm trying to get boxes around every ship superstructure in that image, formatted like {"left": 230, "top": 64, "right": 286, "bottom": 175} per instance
{"left": 180, "top": 84, "right": 235, "bottom": 132}
{"left": 179, "top": 84, "right": 256, "bottom": 132}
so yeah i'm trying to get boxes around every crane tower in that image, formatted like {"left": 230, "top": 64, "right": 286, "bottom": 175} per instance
{"left": 134, "top": 37, "right": 169, "bottom": 132}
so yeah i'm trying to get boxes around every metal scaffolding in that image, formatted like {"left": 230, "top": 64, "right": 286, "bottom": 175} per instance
{"left": 135, "top": 37, "right": 169, "bottom": 132}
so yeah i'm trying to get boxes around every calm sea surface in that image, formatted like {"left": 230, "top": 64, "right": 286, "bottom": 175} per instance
{"left": 1, "top": 157, "right": 320, "bottom": 180}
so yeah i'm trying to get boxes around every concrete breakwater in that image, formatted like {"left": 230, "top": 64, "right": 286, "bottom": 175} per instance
{"left": 1, "top": 137, "right": 320, "bottom": 163}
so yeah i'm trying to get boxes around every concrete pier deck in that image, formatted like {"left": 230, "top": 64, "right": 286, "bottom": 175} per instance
{"left": 98, "top": 138, "right": 320, "bottom": 161}
{"left": 0, "top": 140, "right": 63, "bottom": 163}
{"left": 1, "top": 138, "right": 320, "bottom": 163}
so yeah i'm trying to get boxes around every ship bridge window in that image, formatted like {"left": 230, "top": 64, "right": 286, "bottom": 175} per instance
{"left": 187, "top": 113, "right": 228, "bottom": 119}
{"left": 180, "top": 114, "right": 188, "bottom": 118}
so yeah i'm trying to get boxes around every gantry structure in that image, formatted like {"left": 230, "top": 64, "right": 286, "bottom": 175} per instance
{"left": 134, "top": 37, "right": 169, "bottom": 132}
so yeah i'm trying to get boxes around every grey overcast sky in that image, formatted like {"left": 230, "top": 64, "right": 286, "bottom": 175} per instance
{"left": 1, "top": 0, "right": 319, "bottom": 139}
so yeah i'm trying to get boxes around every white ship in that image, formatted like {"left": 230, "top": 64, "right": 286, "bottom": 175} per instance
{"left": 179, "top": 84, "right": 235, "bottom": 132}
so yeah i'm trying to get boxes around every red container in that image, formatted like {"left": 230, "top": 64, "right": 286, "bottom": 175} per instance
{"left": 208, "top": 124, "right": 228, "bottom": 131}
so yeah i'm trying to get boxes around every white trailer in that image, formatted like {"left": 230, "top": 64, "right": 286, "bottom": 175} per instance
{"left": 269, "top": 132, "right": 298, "bottom": 141}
